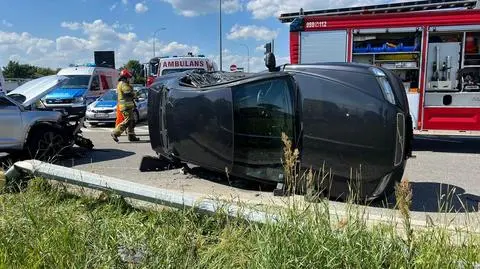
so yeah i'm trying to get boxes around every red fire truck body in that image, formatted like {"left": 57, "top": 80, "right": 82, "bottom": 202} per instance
{"left": 279, "top": 0, "right": 480, "bottom": 131}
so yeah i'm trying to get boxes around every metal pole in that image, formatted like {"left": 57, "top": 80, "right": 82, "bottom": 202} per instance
{"left": 153, "top": 27, "right": 166, "bottom": 58}
{"left": 219, "top": 0, "right": 223, "bottom": 71}
{"left": 240, "top": 43, "right": 250, "bottom": 73}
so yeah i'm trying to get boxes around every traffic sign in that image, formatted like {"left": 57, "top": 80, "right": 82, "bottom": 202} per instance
{"left": 230, "top": 64, "right": 237, "bottom": 72}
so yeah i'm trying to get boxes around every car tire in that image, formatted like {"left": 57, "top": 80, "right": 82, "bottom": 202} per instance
{"left": 26, "top": 128, "right": 66, "bottom": 161}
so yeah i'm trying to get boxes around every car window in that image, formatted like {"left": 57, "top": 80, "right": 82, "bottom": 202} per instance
{"left": 90, "top": 75, "right": 100, "bottom": 91}
{"left": 100, "top": 75, "right": 114, "bottom": 90}
{"left": 233, "top": 77, "right": 295, "bottom": 137}
{"left": 61, "top": 75, "right": 91, "bottom": 88}
{"left": 99, "top": 90, "right": 117, "bottom": 101}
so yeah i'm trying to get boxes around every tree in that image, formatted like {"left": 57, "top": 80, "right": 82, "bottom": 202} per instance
{"left": 122, "top": 60, "right": 145, "bottom": 85}
{"left": 2, "top": 61, "right": 36, "bottom": 78}
{"left": 2, "top": 60, "right": 57, "bottom": 79}
{"left": 35, "top": 67, "right": 57, "bottom": 77}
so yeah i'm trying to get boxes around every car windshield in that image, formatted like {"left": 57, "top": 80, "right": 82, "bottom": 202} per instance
{"left": 161, "top": 68, "right": 204, "bottom": 75}
{"left": 99, "top": 90, "right": 117, "bottom": 101}
{"left": 60, "top": 75, "right": 91, "bottom": 88}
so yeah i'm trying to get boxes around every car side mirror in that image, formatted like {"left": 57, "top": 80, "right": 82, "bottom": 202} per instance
{"left": 265, "top": 52, "right": 278, "bottom": 72}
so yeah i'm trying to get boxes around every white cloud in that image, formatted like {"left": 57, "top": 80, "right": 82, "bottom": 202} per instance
{"left": 255, "top": 44, "right": 265, "bottom": 52}
{"left": 245, "top": 0, "right": 412, "bottom": 19}
{"left": 110, "top": 3, "right": 118, "bottom": 11}
{"left": 2, "top": 20, "right": 13, "bottom": 27}
{"left": 227, "top": 24, "right": 278, "bottom": 41}
{"left": 56, "top": 36, "right": 90, "bottom": 52}
{"left": 112, "top": 22, "right": 134, "bottom": 31}
{"left": 0, "top": 20, "right": 202, "bottom": 69}
{"left": 61, "top": 22, "right": 81, "bottom": 30}
{"left": 135, "top": 2, "right": 149, "bottom": 13}
{"left": 162, "top": 0, "right": 242, "bottom": 17}
{"left": 208, "top": 49, "right": 289, "bottom": 73}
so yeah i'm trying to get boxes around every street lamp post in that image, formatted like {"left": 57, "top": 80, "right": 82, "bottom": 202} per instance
{"left": 239, "top": 43, "right": 250, "bottom": 73}
{"left": 219, "top": 0, "right": 223, "bottom": 71}
{"left": 153, "top": 27, "right": 166, "bottom": 57}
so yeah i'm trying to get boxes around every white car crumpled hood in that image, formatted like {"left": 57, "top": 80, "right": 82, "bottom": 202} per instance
{"left": 7, "top": 75, "right": 70, "bottom": 107}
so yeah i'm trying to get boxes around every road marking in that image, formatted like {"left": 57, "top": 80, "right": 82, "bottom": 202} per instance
{"left": 81, "top": 126, "right": 149, "bottom": 133}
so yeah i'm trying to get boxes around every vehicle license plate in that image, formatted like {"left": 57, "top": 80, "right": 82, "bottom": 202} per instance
{"left": 95, "top": 113, "right": 109, "bottom": 118}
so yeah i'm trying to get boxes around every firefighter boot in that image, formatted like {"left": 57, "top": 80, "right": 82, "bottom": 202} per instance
{"left": 128, "top": 134, "right": 140, "bottom": 142}
{"left": 111, "top": 132, "right": 119, "bottom": 143}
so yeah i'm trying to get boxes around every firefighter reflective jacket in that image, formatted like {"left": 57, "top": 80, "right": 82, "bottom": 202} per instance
{"left": 117, "top": 81, "right": 136, "bottom": 111}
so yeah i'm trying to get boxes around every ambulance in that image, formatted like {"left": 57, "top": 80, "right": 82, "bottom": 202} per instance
{"left": 144, "top": 53, "right": 217, "bottom": 87}
{"left": 41, "top": 64, "right": 119, "bottom": 108}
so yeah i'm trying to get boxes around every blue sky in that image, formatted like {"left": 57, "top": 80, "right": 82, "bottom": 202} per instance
{"left": 0, "top": 0, "right": 406, "bottom": 72}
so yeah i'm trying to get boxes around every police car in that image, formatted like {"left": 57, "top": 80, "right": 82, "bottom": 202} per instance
{"left": 85, "top": 87, "right": 148, "bottom": 126}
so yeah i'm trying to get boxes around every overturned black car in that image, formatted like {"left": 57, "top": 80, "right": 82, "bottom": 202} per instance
{"left": 146, "top": 54, "right": 413, "bottom": 201}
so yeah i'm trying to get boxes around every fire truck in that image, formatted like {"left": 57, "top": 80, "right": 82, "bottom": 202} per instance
{"left": 279, "top": 0, "right": 480, "bottom": 132}
{"left": 143, "top": 53, "right": 217, "bottom": 87}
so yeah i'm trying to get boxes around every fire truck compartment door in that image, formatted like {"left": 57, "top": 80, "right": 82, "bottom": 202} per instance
{"left": 429, "top": 25, "right": 480, "bottom": 32}
{"left": 353, "top": 27, "right": 419, "bottom": 34}
{"left": 300, "top": 31, "right": 347, "bottom": 63}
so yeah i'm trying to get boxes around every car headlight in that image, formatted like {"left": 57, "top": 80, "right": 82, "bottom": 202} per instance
{"left": 370, "top": 67, "right": 396, "bottom": 105}
{"left": 74, "top": 97, "right": 84, "bottom": 104}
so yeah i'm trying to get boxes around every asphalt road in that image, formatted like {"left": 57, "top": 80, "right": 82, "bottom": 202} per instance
{"left": 3, "top": 121, "right": 480, "bottom": 223}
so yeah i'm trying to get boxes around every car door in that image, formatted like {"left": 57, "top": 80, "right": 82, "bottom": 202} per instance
{"left": 231, "top": 76, "right": 297, "bottom": 183}
{"left": 0, "top": 95, "right": 23, "bottom": 149}
{"left": 86, "top": 74, "right": 101, "bottom": 105}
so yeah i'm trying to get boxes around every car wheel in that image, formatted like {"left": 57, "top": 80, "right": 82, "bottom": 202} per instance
{"left": 27, "top": 128, "right": 66, "bottom": 161}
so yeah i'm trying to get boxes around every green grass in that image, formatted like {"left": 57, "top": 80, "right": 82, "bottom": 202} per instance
{"left": 0, "top": 177, "right": 479, "bottom": 269}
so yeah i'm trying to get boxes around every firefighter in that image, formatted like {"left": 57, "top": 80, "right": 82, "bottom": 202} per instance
{"left": 111, "top": 69, "right": 140, "bottom": 142}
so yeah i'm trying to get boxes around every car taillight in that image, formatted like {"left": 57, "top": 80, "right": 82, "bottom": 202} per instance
{"left": 369, "top": 67, "right": 396, "bottom": 105}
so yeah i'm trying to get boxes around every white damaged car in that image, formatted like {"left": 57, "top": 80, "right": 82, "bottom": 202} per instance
{"left": 0, "top": 75, "right": 93, "bottom": 161}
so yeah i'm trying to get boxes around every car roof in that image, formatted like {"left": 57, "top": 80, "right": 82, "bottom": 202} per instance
{"left": 57, "top": 67, "right": 96, "bottom": 76}
{"left": 283, "top": 62, "right": 376, "bottom": 74}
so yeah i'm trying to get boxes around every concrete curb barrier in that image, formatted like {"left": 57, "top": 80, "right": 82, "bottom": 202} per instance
{"left": 4, "top": 160, "right": 280, "bottom": 224}
{"left": 4, "top": 160, "right": 479, "bottom": 235}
